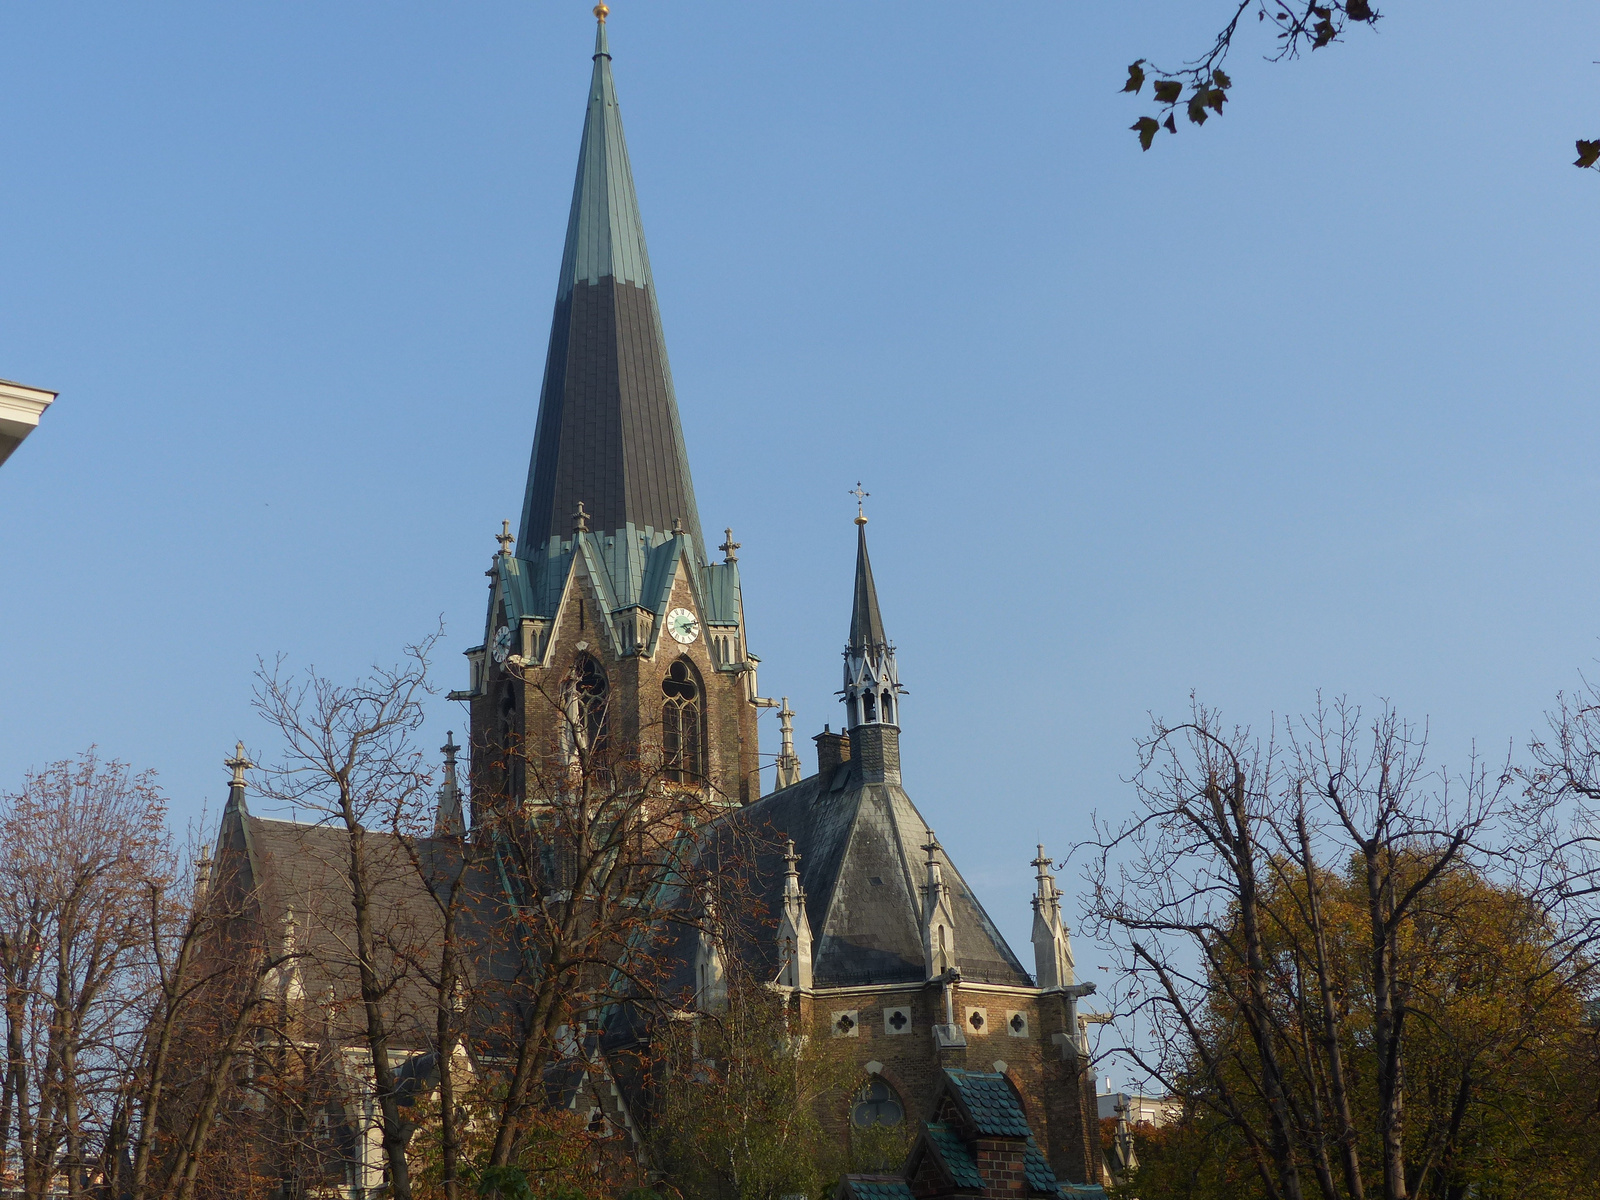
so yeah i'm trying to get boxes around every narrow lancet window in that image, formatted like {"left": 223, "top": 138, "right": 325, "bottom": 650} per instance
{"left": 662, "top": 658, "right": 704, "bottom": 780}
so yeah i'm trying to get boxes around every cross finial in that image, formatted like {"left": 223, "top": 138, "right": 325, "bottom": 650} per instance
{"left": 572, "top": 501, "right": 589, "bottom": 533}
{"left": 849, "top": 482, "right": 870, "bottom": 526}
{"left": 225, "top": 741, "right": 253, "bottom": 787}
{"left": 718, "top": 528, "right": 741, "bottom": 563}
{"left": 496, "top": 520, "right": 515, "bottom": 556}
{"left": 922, "top": 829, "right": 941, "bottom": 864}
{"left": 442, "top": 731, "right": 459, "bottom": 763}
{"left": 593, "top": 2, "right": 609, "bottom": 23}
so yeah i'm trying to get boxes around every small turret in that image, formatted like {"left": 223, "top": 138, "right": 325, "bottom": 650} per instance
{"left": 775, "top": 840, "right": 813, "bottom": 990}
{"left": 693, "top": 888, "right": 727, "bottom": 1012}
{"left": 775, "top": 698, "right": 802, "bottom": 789}
{"left": 843, "top": 491, "right": 902, "bottom": 731}
{"left": 1030, "top": 845, "right": 1075, "bottom": 990}
{"left": 921, "top": 831, "right": 958, "bottom": 980}
{"left": 841, "top": 492, "right": 905, "bottom": 783}
{"left": 435, "top": 732, "right": 466, "bottom": 838}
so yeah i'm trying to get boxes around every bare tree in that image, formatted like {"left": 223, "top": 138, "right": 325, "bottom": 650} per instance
{"left": 1078, "top": 697, "right": 1545, "bottom": 1200}
{"left": 0, "top": 753, "right": 170, "bottom": 1200}
{"left": 471, "top": 659, "right": 761, "bottom": 1182}
{"left": 102, "top": 827, "right": 294, "bottom": 1200}
{"left": 251, "top": 636, "right": 440, "bottom": 1200}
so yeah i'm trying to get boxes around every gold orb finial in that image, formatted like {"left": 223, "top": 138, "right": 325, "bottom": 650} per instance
{"left": 849, "top": 481, "right": 870, "bottom": 525}
{"left": 593, "top": 2, "right": 609, "bottom": 23}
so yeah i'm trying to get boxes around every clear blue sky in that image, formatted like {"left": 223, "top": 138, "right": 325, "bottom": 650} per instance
{"left": 3, "top": 2, "right": 1598, "bottom": 1027}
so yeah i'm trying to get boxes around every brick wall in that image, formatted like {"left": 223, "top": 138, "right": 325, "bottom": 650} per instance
{"left": 799, "top": 982, "right": 1097, "bottom": 1181}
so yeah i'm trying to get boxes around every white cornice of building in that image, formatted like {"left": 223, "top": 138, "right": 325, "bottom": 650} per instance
{"left": 0, "top": 378, "right": 57, "bottom": 469}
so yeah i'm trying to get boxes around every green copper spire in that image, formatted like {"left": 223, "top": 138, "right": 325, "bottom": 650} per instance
{"left": 517, "top": 12, "right": 705, "bottom": 559}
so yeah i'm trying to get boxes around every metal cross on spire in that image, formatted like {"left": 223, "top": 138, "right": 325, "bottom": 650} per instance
{"left": 849, "top": 481, "right": 870, "bottom": 526}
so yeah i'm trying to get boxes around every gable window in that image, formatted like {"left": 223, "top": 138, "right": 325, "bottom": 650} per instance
{"left": 662, "top": 658, "right": 705, "bottom": 781}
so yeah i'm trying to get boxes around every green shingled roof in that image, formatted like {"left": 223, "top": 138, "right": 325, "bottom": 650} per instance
{"left": 1024, "top": 1135, "right": 1060, "bottom": 1194}
{"left": 944, "top": 1068, "right": 1032, "bottom": 1137}
{"left": 923, "top": 1121, "right": 984, "bottom": 1190}
{"left": 838, "top": 1178, "right": 915, "bottom": 1200}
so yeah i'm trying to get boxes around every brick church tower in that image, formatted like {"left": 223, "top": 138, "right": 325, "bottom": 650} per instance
{"left": 454, "top": 12, "right": 760, "bottom": 812}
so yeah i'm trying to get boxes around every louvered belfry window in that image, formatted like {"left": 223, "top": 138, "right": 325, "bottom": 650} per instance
{"left": 661, "top": 658, "right": 704, "bottom": 781}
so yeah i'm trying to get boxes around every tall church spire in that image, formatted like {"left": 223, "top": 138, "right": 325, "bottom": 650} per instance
{"left": 517, "top": 12, "right": 704, "bottom": 558}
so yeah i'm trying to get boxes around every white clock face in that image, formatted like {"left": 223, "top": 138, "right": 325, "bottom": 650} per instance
{"left": 666, "top": 607, "right": 700, "bottom": 645}
{"left": 492, "top": 624, "right": 514, "bottom": 663}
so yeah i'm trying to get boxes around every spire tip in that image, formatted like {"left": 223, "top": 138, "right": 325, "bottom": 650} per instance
{"left": 849, "top": 481, "right": 870, "bottom": 525}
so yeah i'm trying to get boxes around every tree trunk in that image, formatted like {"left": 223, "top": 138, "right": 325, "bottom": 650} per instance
{"left": 344, "top": 818, "right": 413, "bottom": 1200}
{"left": 1366, "top": 850, "right": 1408, "bottom": 1200}
{"left": 1297, "top": 808, "right": 1366, "bottom": 1200}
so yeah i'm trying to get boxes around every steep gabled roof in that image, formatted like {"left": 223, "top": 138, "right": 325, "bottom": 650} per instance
{"left": 733, "top": 762, "right": 1032, "bottom": 988}
{"left": 517, "top": 21, "right": 704, "bottom": 559}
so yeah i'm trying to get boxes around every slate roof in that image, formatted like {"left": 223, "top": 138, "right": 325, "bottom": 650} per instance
{"left": 730, "top": 762, "right": 1033, "bottom": 988}
{"left": 849, "top": 520, "right": 888, "bottom": 651}
{"left": 517, "top": 20, "right": 704, "bottom": 559}
{"left": 922, "top": 1121, "right": 984, "bottom": 1190}
{"left": 209, "top": 783, "right": 523, "bottom": 1052}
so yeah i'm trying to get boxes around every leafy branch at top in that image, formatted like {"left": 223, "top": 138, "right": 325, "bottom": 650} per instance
{"left": 1123, "top": 1, "right": 1380, "bottom": 150}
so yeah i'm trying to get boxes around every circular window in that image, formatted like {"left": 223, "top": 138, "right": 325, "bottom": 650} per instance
{"left": 851, "top": 1079, "right": 904, "bottom": 1128}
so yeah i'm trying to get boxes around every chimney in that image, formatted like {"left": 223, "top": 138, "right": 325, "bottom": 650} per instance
{"left": 814, "top": 725, "right": 850, "bottom": 778}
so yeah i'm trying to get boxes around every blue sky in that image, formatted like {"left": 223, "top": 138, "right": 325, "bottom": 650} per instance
{"left": 3, "top": 2, "right": 1598, "bottom": 1040}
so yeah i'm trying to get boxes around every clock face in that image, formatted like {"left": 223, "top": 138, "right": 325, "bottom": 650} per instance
{"left": 492, "top": 624, "right": 514, "bottom": 664}
{"left": 666, "top": 607, "right": 700, "bottom": 645}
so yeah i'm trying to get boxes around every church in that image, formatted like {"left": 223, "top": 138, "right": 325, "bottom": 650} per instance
{"left": 207, "top": 9, "right": 1104, "bottom": 1196}
{"left": 452, "top": 7, "right": 1104, "bottom": 1190}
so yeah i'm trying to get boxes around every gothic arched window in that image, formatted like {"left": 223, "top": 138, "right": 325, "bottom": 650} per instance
{"left": 564, "top": 655, "right": 608, "bottom": 758}
{"left": 862, "top": 691, "right": 877, "bottom": 723}
{"left": 662, "top": 658, "right": 705, "bottom": 781}
{"left": 851, "top": 1078, "right": 904, "bottom": 1129}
